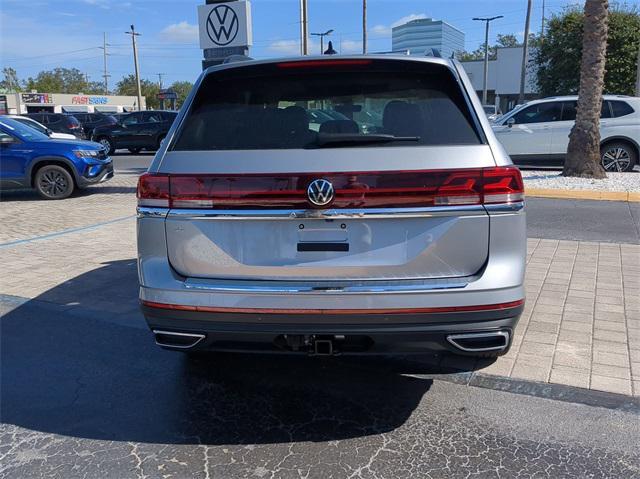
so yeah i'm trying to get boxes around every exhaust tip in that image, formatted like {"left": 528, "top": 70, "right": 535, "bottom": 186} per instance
{"left": 446, "top": 331, "right": 510, "bottom": 353}
{"left": 153, "top": 330, "right": 205, "bottom": 349}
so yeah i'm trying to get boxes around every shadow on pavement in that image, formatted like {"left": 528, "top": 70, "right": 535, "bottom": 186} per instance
{"left": 1, "top": 259, "right": 490, "bottom": 445}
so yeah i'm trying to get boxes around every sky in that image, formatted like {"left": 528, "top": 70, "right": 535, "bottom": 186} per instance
{"left": 0, "top": 0, "right": 591, "bottom": 88}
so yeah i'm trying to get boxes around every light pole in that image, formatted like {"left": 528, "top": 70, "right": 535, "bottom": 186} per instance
{"left": 473, "top": 15, "right": 503, "bottom": 105}
{"left": 300, "top": 0, "right": 308, "bottom": 55}
{"left": 311, "top": 29, "right": 334, "bottom": 55}
{"left": 362, "top": 0, "right": 367, "bottom": 54}
{"left": 519, "top": 0, "right": 532, "bottom": 104}
{"left": 125, "top": 24, "right": 143, "bottom": 111}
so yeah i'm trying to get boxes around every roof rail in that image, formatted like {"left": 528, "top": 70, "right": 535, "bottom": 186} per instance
{"left": 222, "top": 55, "right": 254, "bottom": 64}
{"left": 425, "top": 48, "right": 442, "bottom": 58}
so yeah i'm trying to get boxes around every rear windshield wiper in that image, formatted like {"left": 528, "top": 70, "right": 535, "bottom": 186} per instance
{"left": 309, "top": 133, "right": 421, "bottom": 148}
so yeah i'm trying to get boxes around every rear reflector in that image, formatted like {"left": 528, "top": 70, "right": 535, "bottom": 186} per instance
{"left": 137, "top": 167, "right": 524, "bottom": 210}
{"left": 141, "top": 299, "right": 525, "bottom": 315}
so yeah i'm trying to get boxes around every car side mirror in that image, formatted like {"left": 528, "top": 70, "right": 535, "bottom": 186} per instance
{"left": 46, "top": 128, "right": 53, "bottom": 136}
{"left": 0, "top": 136, "right": 15, "bottom": 145}
{"left": 506, "top": 117, "right": 515, "bottom": 128}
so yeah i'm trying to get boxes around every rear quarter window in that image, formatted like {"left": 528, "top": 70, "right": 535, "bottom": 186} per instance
{"left": 172, "top": 60, "right": 482, "bottom": 151}
{"left": 610, "top": 100, "right": 634, "bottom": 118}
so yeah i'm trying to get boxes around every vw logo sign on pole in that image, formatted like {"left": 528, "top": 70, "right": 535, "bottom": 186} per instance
{"left": 206, "top": 4, "right": 239, "bottom": 46}
{"left": 307, "top": 179, "right": 335, "bottom": 207}
{"left": 198, "top": 1, "right": 252, "bottom": 51}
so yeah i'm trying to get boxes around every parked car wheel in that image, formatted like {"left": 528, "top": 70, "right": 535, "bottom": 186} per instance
{"left": 600, "top": 141, "right": 637, "bottom": 172}
{"left": 97, "top": 137, "right": 115, "bottom": 155}
{"left": 128, "top": 147, "right": 142, "bottom": 154}
{"left": 34, "top": 165, "right": 74, "bottom": 200}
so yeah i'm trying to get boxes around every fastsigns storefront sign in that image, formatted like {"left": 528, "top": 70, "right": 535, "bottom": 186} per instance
{"left": 198, "top": 1, "right": 252, "bottom": 49}
{"left": 72, "top": 96, "right": 109, "bottom": 105}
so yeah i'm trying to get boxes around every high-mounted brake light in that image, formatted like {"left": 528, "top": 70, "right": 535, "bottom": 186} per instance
{"left": 136, "top": 167, "right": 524, "bottom": 210}
{"left": 277, "top": 59, "right": 373, "bottom": 69}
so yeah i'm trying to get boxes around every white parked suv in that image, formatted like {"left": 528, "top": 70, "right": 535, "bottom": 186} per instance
{"left": 492, "top": 95, "right": 640, "bottom": 172}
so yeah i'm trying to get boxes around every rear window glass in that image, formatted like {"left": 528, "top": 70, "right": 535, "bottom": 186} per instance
{"left": 610, "top": 100, "right": 634, "bottom": 118}
{"left": 172, "top": 60, "right": 482, "bottom": 151}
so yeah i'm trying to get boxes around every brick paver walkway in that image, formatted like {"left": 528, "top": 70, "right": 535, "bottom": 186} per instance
{"left": 1, "top": 179, "right": 638, "bottom": 396}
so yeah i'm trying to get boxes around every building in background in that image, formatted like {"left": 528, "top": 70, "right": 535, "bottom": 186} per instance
{"left": 1, "top": 92, "right": 145, "bottom": 115}
{"left": 460, "top": 46, "right": 538, "bottom": 113}
{"left": 392, "top": 18, "right": 464, "bottom": 58}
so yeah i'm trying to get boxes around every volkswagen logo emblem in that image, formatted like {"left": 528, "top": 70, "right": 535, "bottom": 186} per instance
{"left": 307, "top": 179, "right": 335, "bottom": 207}
{"left": 206, "top": 4, "right": 239, "bottom": 46}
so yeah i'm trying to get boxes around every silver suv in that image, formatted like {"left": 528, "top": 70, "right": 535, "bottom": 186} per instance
{"left": 137, "top": 55, "right": 526, "bottom": 358}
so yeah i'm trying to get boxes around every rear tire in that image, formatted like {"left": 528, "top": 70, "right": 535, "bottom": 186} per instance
{"left": 128, "top": 147, "right": 142, "bottom": 154}
{"left": 600, "top": 141, "right": 637, "bottom": 172}
{"left": 98, "top": 136, "right": 115, "bottom": 155}
{"left": 34, "top": 165, "right": 75, "bottom": 200}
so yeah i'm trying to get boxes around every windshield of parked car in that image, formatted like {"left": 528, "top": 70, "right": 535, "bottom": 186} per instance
{"left": 172, "top": 60, "right": 482, "bottom": 150}
{"left": 0, "top": 117, "right": 50, "bottom": 141}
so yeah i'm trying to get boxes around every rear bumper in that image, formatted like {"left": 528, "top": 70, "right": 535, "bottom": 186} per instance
{"left": 141, "top": 302, "right": 523, "bottom": 355}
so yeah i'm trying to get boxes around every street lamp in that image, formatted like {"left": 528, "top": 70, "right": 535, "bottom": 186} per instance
{"left": 311, "top": 29, "right": 334, "bottom": 55}
{"left": 472, "top": 16, "right": 503, "bottom": 105}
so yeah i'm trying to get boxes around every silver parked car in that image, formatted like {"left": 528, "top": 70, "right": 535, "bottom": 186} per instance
{"left": 137, "top": 55, "right": 526, "bottom": 358}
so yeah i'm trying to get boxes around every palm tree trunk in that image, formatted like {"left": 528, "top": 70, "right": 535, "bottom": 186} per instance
{"left": 562, "top": 0, "right": 609, "bottom": 178}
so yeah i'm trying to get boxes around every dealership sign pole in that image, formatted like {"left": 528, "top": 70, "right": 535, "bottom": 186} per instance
{"left": 199, "top": 0, "right": 253, "bottom": 70}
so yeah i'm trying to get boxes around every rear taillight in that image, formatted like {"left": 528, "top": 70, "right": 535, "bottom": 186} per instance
{"left": 137, "top": 167, "right": 524, "bottom": 209}
{"left": 482, "top": 166, "right": 525, "bottom": 204}
{"left": 137, "top": 173, "right": 170, "bottom": 207}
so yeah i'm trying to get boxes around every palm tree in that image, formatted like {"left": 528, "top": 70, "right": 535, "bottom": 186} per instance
{"left": 563, "top": 0, "right": 609, "bottom": 178}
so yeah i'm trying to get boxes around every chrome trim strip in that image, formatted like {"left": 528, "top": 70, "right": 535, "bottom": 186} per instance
{"left": 167, "top": 205, "right": 487, "bottom": 220}
{"left": 183, "top": 278, "right": 471, "bottom": 294}
{"left": 484, "top": 201, "right": 524, "bottom": 213}
{"left": 137, "top": 207, "right": 170, "bottom": 218}
{"left": 446, "top": 331, "right": 510, "bottom": 352}
{"left": 152, "top": 330, "right": 205, "bottom": 349}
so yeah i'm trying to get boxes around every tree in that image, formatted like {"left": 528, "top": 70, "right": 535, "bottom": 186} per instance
{"left": 115, "top": 75, "right": 159, "bottom": 110}
{"left": 24, "top": 68, "right": 103, "bottom": 94}
{"left": 0, "top": 67, "right": 22, "bottom": 92}
{"left": 563, "top": 0, "right": 609, "bottom": 179}
{"left": 169, "top": 81, "right": 194, "bottom": 109}
{"left": 457, "top": 33, "right": 523, "bottom": 61}
{"left": 534, "top": 5, "right": 639, "bottom": 96}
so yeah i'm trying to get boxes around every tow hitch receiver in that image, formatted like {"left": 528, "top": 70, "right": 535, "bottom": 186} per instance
{"left": 313, "top": 339, "right": 334, "bottom": 356}
{"left": 277, "top": 334, "right": 371, "bottom": 355}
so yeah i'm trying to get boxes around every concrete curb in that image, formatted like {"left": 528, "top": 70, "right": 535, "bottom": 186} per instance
{"left": 526, "top": 188, "right": 640, "bottom": 202}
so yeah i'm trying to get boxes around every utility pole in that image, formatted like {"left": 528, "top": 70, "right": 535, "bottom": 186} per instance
{"left": 100, "top": 32, "right": 110, "bottom": 95}
{"left": 362, "top": 0, "right": 367, "bottom": 54}
{"left": 156, "top": 73, "right": 164, "bottom": 90}
{"left": 300, "top": 0, "right": 309, "bottom": 55}
{"left": 541, "top": 0, "right": 546, "bottom": 42}
{"left": 519, "top": 0, "right": 532, "bottom": 104}
{"left": 125, "top": 24, "right": 143, "bottom": 111}
{"left": 636, "top": 39, "right": 640, "bottom": 96}
{"left": 473, "top": 15, "right": 503, "bottom": 105}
